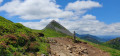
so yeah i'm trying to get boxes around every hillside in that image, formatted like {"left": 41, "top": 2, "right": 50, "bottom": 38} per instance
{"left": 76, "top": 34, "right": 101, "bottom": 44}
{"left": 33, "top": 28, "right": 68, "bottom": 37}
{"left": 34, "top": 20, "right": 120, "bottom": 56}
{"left": 44, "top": 20, "right": 73, "bottom": 36}
{"left": 104, "top": 37, "right": 120, "bottom": 50}
{"left": 0, "top": 16, "right": 49, "bottom": 56}
{"left": 1, "top": 16, "right": 120, "bottom": 56}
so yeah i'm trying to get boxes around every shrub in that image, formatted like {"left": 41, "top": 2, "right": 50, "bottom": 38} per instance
{"left": 0, "top": 16, "right": 49, "bottom": 56}
{"left": 19, "top": 33, "right": 29, "bottom": 40}
{"left": 3, "top": 34, "right": 18, "bottom": 41}
{"left": 28, "top": 42, "right": 40, "bottom": 52}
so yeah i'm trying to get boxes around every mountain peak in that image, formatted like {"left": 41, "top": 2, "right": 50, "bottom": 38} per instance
{"left": 44, "top": 20, "right": 73, "bottom": 36}
{"left": 51, "top": 20, "right": 56, "bottom": 22}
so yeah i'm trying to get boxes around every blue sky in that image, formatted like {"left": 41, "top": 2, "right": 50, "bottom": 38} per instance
{"left": 57, "top": 0, "right": 120, "bottom": 24}
{"left": 0, "top": 0, "right": 120, "bottom": 24}
{"left": 0, "top": 0, "right": 120, "bottom": 36}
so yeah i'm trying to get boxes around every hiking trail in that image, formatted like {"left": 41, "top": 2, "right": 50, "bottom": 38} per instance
{"left": 48, "top": 37, "right": 110, "bottom": 56}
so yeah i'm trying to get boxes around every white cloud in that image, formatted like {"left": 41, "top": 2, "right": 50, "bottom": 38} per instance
{"left": 0, "top": 0, "right": 102, "bottom": 20}
{"left": 0, "top": 0, "right": 73, "bottom": 20}
{"left": 65, "top": 0, "right": 102, "bottom": 11}
{"left": 20, "top": 19, "right": 56, "bottom": 30}
{"left": 82, "top": 14, "right": 96, "bottom": 20}
{"left": 0, "top": 0, "right": 3, "bottom": 4}
{"left": 21, "top": 14, "right": 120, "bottom": 36}
{"left": 65, "top": 0, "right": 102, "bottom": 20}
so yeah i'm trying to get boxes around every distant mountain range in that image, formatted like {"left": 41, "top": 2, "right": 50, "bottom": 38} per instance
{"left": 76, "top": 33, "right": 120, "bottom": 42}
{"left": 76, "top": 34, "right": 101, "bottom": 43}
{"left": 97, "top": 35, "right": 120, "bottom": 42}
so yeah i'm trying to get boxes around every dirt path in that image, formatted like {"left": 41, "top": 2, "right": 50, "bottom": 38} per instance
{"left": 48, "top": 37, "right": 110, "bottom": 56}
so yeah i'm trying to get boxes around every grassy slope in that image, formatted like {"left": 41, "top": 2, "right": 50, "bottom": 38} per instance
{"left": 0, "top": 16, "right": 49, "bottom": 56}
{"left": 79, "top": 37, "right": 101, "bottom": 44}
{"left": 104, "top": 37, "right": 120, "bottom": 50}
{"left": 33, "top": 28, "right": 68, "bottom": 37}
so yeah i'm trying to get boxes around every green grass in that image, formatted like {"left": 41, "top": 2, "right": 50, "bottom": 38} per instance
{"left": 90, "top": 43, "right": 120, "bottom": 56}
{"left": 0, "top": 16, "right": 49, "bottom": 56}
{"left": 33, "top": 28, "right": 67, "bottom": 37}
{"left": 104, "top": 38, "right": 120, "bottom": 50}
{"left": 35, "top": 37, "right": 50, "bottom": 56}
{"left": 50, "top": 21, "right": 65, "bottom": 29}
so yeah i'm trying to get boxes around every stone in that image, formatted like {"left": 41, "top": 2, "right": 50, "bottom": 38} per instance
{"left": 41, "top": 54, "right": 46, "bottom": 56}
{"left": 81, "top": 50, "right": 88, "bottom": 54}
{"left": 56, "top": 53, "right": 66, "bottom": 56}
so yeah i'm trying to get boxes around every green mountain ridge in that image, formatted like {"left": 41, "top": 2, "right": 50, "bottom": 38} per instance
{"left": 104, "top": 37, "right": 120, "bottom": 50}
{"left": 76, "top": 34, "right": 101, "bottom": 44}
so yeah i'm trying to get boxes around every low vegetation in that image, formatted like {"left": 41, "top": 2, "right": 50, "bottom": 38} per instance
{"left": 104, "top": 37, "right": 120, "bottom": 50}
{"left": 33, "top": 28, "right": 67, "bottom": 37}
{"left": 0, "top": 16, "right": 49, "bottom": 56}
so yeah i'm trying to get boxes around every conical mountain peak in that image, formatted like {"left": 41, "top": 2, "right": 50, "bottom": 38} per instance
{"left": 44, "top": 20, "right": 73, "bottom": 36}
{"left": 51, "top": 20, "right": 56, "bottom": 22}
